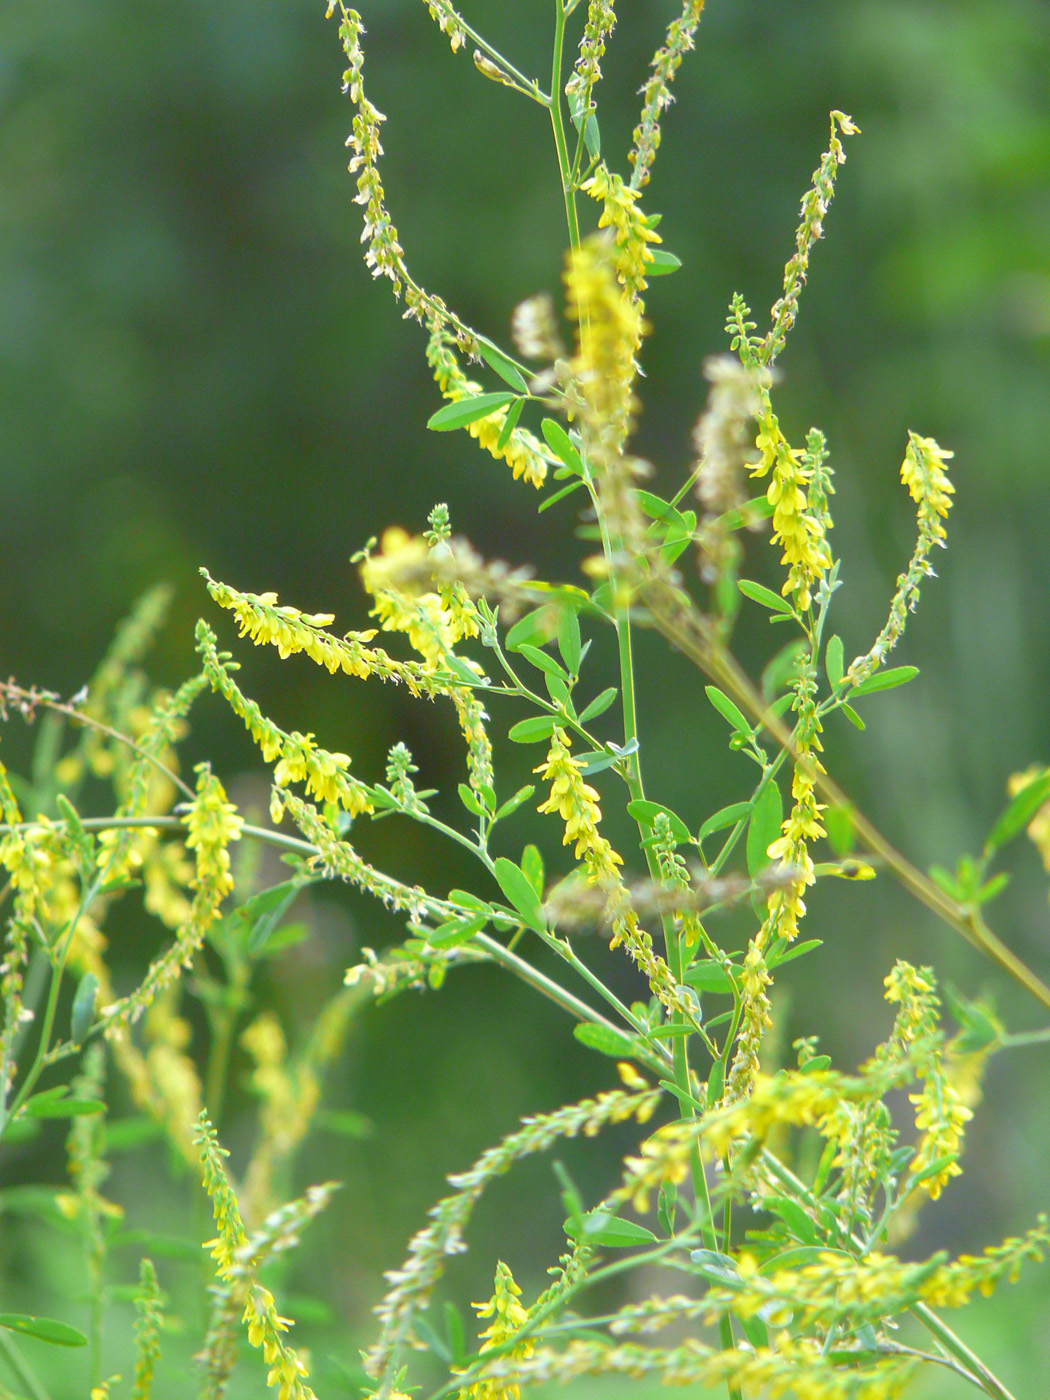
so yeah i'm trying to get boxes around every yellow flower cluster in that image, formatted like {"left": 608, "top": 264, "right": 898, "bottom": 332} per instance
{"left": 360, "top": 527, "right": 465, "bottom": 664}
{"left": 194, "top": 1113, "right": 318, "bottom": 1400}
{"left": 534, "top": 728, "right": 623, "bottom": 884}
{"left": 907, "top": 1075, "right": 972, "bottom": 1200}
{"left": 564, "top": 235, "right": 646, "bottom": 462}
{"left": 184, "top": 762, "right": 243, "bottom": 904}
{"left": 765, "top": 760, "right": 826, "bottom": 944}
{"left": 582, "top": 164, "right": 661, "bottom": 296}
{"left": 752, "top": 410, "right": 832, "bottom": 608}
{"left": 460, "top": 1262, "right": 534, "bottom": 1400}
{"left": 196, "top": 620, "right": 374, "bottom": 818}
{"left": 901, "top": 432, "right": 954, "bottom": 546}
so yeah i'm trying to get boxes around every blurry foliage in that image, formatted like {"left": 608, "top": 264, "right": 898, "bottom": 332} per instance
{"left": 1, "top": 0, "right": 1050, "bottom": 1392}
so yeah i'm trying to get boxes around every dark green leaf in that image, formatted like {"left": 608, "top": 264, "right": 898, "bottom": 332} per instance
{"left": 0, "top": 1315, "right": 88, "bottom": 1348}
{"left": 495, "top": 395, "right": 525, "bottom": 451}
{"left": 705, "top": 686, "right": 752, "bottom": 737}
{"left": 70, "top": 973, "right": 98, "bottom": 1045}
{"left": 849, "top": 665, "right": 919, "bottom": 699}
{"left": 647, "top": 249, "right": 682, "bottom": 276}
{"left": 493, "top": 857, "right": 545, "bottom": 933}
{"left": 738, "top": 579, "right": 795, "bottom": 615}
{"left": 427, "top": 392, "right": 516, "bottom": 431}
{"left": 508, "top": 716, "right": 557, "bottom": 744}
{"left": 578, "top": 687, "right": 618, "bottom": 723}
{"left": 540, "top": 419, "right": 583, "bottom": 476}
{"left": 625, "top": 800, "right": 691, "bottom": 847}
{"left": 985, "top": 772, "right": 1050, "bottom": 854}
{"left": 746, "top": 779, "right": 783, "bottom": 876}
{"left": 476, "top": 338, "right": 529, "bottom": 393}
{"left": 698, "top": 801, "right": 753, "bottom": 842}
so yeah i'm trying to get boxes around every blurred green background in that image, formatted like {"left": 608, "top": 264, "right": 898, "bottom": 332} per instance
{"left": 2, "top": 0, "right": 1049, "bottom": 1394}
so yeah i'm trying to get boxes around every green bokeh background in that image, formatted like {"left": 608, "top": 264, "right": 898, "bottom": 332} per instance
{"left": 2, "top": 0, "right": 1049, "bottom": 1394}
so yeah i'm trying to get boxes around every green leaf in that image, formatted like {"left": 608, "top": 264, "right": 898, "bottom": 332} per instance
{"left": 657, "top": 1180, "right": 677, "bottom": 1236}
{"left": 647, "top": 249, "right": 682, "bottom": 276}
{"left": 447, "top": 890, "right": 494, "bottom": 914}
{"left": 684, "top": 960, "right": 737, "bottom": 995}
{"left": 494, "top": 786, "right": 536, "bottom": 822}
{"left": 565, "top": 1211, "right": 657, "bottom": 1248}
{"left": 458, "top": 783, "right": 485, "bottom": 817}
{"left": 254, "top": 922, "right": 310, "bottom": 957}
{"left": 238, "top": 879, "right": 312, "bottom": 956}
{"left": 428, "top": 912, "right": 488, "bottom": 948}
{"left": 825, "top": 635, "right": 844, "bottom": 690}
{"left": 516, "top": 643, "right": 569, "bottom": 680}
{"left": 746, "top": 780, "right": 783, "bottom": 876}
{"left": 636, "top": 490, "right": 686, "bottom": 529}
{"left": 840, "top": 702, "right": 865, "bottom": 730}
{"left": 427, "top": 392, "right": 517, "bottom": 432}
{"left": 495, "top": 395, "right": 525, "bottom": 451}
{"left": 493, "top": 857, "right": 545, "bottom": 933}
{"left": 104, "top": 1117, "right": 163, "bottom": 1153}
{"left": 541, "top": 419, "right": 583, "bottom": 476}
{"left": 578, "top": 687, "right": 618, "bottom": 723}
{"left": 506, "top": 606, "right": 556, "bottom": 651}
{"left": 508, "top": 716, "right": 557, "bottom": 744}
{"left": 823, "top": 804, "right": 855, "bottom": 857}
{"left": 985, "top": 772, "right": 1050, "bottom": 854}
{"left": 70, "top": 972, "right": 98, "bottom": 1045}
{"left": 739, "top": 1312, "right": 770, "bottom": 1350}
{"left": 0, "top": 1315, "right": 88, "bottom": 1348}
{"left": 705, "top": 686, "right": 752, "bottom": 737}
{"left": 557, "top": 606, "right": 582, "bottom": 675}
{"left": 521, "top": 843, "right": 545, "bottom": 899}
{"left": 849, "top": 665, "right": 919, "bottom": 699}
{"left": 625, "top": 800, "right": 691, "bottom": 847}
{"left": 538, "top": 479, "right": 586, "bottom": 513}
{"left": 766, "top": 938, "right": 822, "bottom": 970}
{"left": 738, "top": 579, "right": 795, "bottom": 615}
{"left": 766, "top": 1196, "right": 817, "bottom": 1245}
{"left": 567, "top": 88, "right": 601, "bottom": 160}
{"left": 22, "top": 1089, "right": 104, "bottom": 1120}
{"left": 476, "top": 338, "right": 529, "bottom": 393}
{"left": 573, "top": 1023, "right": 639, "bottom": 1059}
{"left": 698, "top": 801, "right": 753, "bottom": 843}
{"left": 688, "top": 1249, "right": 741, "bottom": 1285}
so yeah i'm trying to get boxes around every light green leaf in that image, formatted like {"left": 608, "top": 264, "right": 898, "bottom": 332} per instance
{"left": 540, "top": 419, "right": 583, "bottom": 476}
{"left": 578, "top": 687, "right": 618, "bottom": 723}
{"left": 985, "top": 772, "right": 1050, "bottom": 854}
{"left": 493, "top": 857, "right": 545, "bottom": 933}
{"left": 705, "top": 686, "right": 752, "bottom": 737}
{"left": 566, "top": 1211, "right": 657, "bottom": 1248}
{"left": 495, "top": 395, "right": 526, "bottom": 451}
{"left": 427, "top": 392, "right": 517, "bottom": 432}
{"left": 458, "top": 783, "right": 485, "bottom": 816}
{"left": 0, "top": 1314, "right": 88, "bottom": 1348}
{"left": 849, "top": 665, "right": 919, "bottom": 699}
{"left": 477, "top": 338, "right": 529, "bottom": 393}
{"left": 684, "top": 960, "right": 737, "bottom": 994}
{"left": 573, "top": 1023, "right": 639, "bottom": 1059}
{"left": 508, "top": 716, "right": 557, "bottom": 744}
{"left": 521, "top": 843, "right": 545, "bottom": 899}
{"left": 626, "top": 800, "right": 691, "bottom": 847}
{"left": 557, "top": 606, "right": 582, "bottom": 676}
{"left": 698, "top": 801, "right": 753, "bottom": 842}
{"left": 427, "top": 913, "right": 488, "bottom": 948}
{"left": 738, "top": 579, "right": 795, "bottom": 615}
{"left": 516, "top": 643, "right": 569, "bottom": 680}
{"left": 494, "top": 786, "right": 536, "bottom": 823}
{"left": 647, "top": 249, "right": 682, "bottom": 276}
{"left": 766, "top": 938, "right": 822, "bottom": 969}
{"left": 825, "top": 635, "right": 844, "bottom": 690}
{"left": 746, "top": 780, "right": 783, "bottom": 876}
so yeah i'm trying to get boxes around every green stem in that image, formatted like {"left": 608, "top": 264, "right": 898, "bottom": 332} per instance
{"left": 0, "top": 1330, "right": 51, "bottom": 1400}
{"left": 549, "top": 0, "right": 581, "bottom": 250}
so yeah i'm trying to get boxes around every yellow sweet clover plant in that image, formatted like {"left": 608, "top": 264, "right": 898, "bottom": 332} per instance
{"left": 1, "top": 5, "right": 1050, "bottom": 1400}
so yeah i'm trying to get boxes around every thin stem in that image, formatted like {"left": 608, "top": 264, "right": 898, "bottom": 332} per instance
{"left": 0, "top": 1330, "right": 51, "bottom": 1400}
{"left": 549, "top": 0, "right": 581, "bottom": 250}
